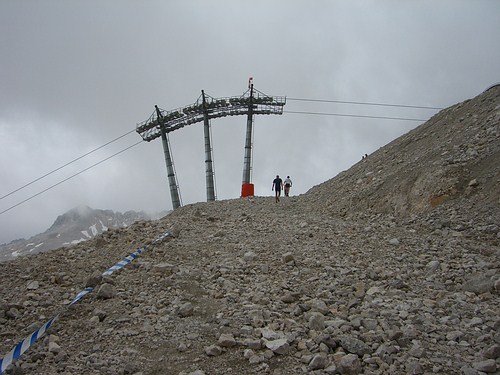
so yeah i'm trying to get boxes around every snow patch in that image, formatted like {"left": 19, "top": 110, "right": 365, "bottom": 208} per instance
{"left": 11, "top": 250, "right": 20, "bottom": 258}
{"left": 100, "top": 220, "right": 108, "bottom": 232}
{"left": 89, "top": 224, "right": 98, "bottom": 236}
{"left": 81, "top": 230, "right": 91, "bottom": 239}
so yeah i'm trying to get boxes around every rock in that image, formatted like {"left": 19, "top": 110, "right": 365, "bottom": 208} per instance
{"left": 281, "top": 292, "right": 299, "bottom": 303}
{"left": 218, "top": 333, "right": 236, "bottom": 347}
{"left": 282, "top": 252, "right": 295, "bottom": 264}
{"left": 366, "top": 286, "right": 383, "bottom": 296}
{"left": 85, "top": 270, "right": 102, "bottom": 288}
{"left": 463, "top": 276, "right": 493, "bottom": 294}
{"left": 123, "top": 362, "right": 140, "bottom": 374}
{"left": 337, "top": 353, "right": 361, "bottom": 375}
{"left": 97, "top": 283, "right": 116, "bottom": 299}
{"left": 459, "top": 366, "right": 478, "bottom": 375}
{"left": 264, "top": 338, "right": 290, "bottom": 355}
{"left": 308, "top": 299, "right": 329, "bottom": 314}
{"left": 152, "top": 262, "right": 176, "bottom": 276}
{"left": 468, "top": 179, "right": 479, "bottom": 187}
{"left": 472, "top": 359, "right": 496, "bottom": 373}
{"left": 483, "top": 344, "right": 500, "bottom": 359}
{"left": 309, "top": 312, "right": 326, "bottom": 331}
{"left": 389, "top": 238, "right": 400, "bottom": 246}
{"left": 26, "top": 280, "right": 39, "bottom": 290}
{"left": 93, "top": 308, "right": 107, "bottom": 322}
{"left": 339, "top": 336, "right": 372, "bottom": 356}
{"left": 204, "top": 345, "right": 222, "bottom": 356}
{"left": 243, "top": 251, "right": 257, "bottom": 261}
{"left": 48, "top": 341, "right": 61, "bottom": 354}
{"left": 243, "top": 338, "right": 262, "bottom": 350}
{"left": 405, "top": 359, "right": 424, "bottom": 374}
{"left": 426, "top": 260, "right": 440, "bottom": 273}
{"left": 309, "top": 353, "right": 329, "bottom": 370}
{"left": 179, "top": 302, "right": 194, "bottom": 317}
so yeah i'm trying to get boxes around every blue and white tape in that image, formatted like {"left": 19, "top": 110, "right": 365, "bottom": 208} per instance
{"left": 0, "top": 231, "right": 171, "bottom": 373}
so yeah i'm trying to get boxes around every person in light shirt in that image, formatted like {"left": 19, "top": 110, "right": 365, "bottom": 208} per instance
{"left": 283, "top": 176, "right": 292, "bottom": 197}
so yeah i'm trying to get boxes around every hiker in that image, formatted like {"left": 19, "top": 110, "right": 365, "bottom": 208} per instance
{"left": 272, "top": 175, "right": 283, "bottom": 202}
{"left": 284, "top": 176, "right": 292, "bottom": 197}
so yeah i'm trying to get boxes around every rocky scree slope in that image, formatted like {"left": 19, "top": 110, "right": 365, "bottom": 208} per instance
{"left": 0, "top": 86, "right": 499, "bottom": 375}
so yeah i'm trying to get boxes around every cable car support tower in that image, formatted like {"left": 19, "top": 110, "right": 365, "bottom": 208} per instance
{"left": 136, "top": 83, "right": 286, "bottom": 210}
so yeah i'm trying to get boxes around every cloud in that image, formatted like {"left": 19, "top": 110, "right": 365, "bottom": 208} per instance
{"left": 1, "top": 0, "right": 499, "bottom": 244}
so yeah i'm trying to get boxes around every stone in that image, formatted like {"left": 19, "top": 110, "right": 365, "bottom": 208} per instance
{"left": 472, "top": 359, "right": 496, "bottom": 373}
{"left": 308, "top": 299, "right": 329, "bottom": 314}
{"left": 48, "top": 341, "right": 61, "bottom": 354}
{"left": 244, "top": 251, "right": 257, "bottom": 261}
{"left": 264, "top": 338, "right": 290, "bottom": 355}
{"left": 6, "top": 307, "right": 21, "bottom": 319}
{"left": 281, "top": 292, "right": 299, "bottom": 303}
{"left": 26, "top": 280, "right": 39, "bottom": 290}
{"left": 179, "top": 302, "right": 194, "bottom": 317}
{"left": 389, "top": 238, "right": 400, "bottom": 246}
{"left": 204, "top": 345, "right": 222, "bottom": 356}
{"left": 152, "top": 262, "right": 176, "bottom": 276}
{"left": 405, "top": 359, "right": 424, "bottom": 374}
{"left": 483, "top": 344, "right": 500, "bottom": 359}
{"left": 366, "top": 286, "right": 383, "bottom": 296}
{"left": 85, "top": 270, "right": 102, "bottom": 288}
{"left": 339, "top": 336, "right": 372, "bottom": 356}
{"left": 282, "top": 252, "right": 295, "bottom": 264}
{"left": 309, "top": 353, "right": 329, "bottom": 370}
{"left": 218, "top": 333, "right": 236, "bottom": 347}
{"left": 426, "top": 260, "right": 440, "bottom": 273}
{"left": 93, "top": 308, "right": 107, "bottom": 322}
{"left": 243, "top": 338, "right": 262, "bottom": 350}
{"left": 460, "top": 366, "right": 479, "bottom": 375}
{"left": 463, "top": 275, "right": 493, "bottom": 294}
{"left": 97, "top": 283, "right": 116, "bottom": 299}
{"left": 309, "top": 312, "right": 326, "bottom": 331}
{"left": 337, "top": 353, "right": 361, "bottom": 375}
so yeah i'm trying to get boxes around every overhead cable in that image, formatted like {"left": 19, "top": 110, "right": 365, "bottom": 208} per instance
{"left": 0, "top": 129, "right": 137, "bottom": 201}
{"left": 287, "top": 97, "right": 443, "bottom": 110}
{"left": 0, "top": 140, "right": 143, "bottom": 215}
{"left": 284, "top": 110, "right": 428, "bottom": 122}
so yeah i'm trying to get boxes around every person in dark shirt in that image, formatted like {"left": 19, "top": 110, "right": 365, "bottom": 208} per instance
{"left": 272, "top": 175, "right": 283, "bottom": 203}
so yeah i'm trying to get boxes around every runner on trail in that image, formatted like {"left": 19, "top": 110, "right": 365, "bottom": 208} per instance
{"left": 272, "top": 175, "right": 283, "bottom": 203}
{"left": 284, "top": 176, "right": 292, "bottom": 197}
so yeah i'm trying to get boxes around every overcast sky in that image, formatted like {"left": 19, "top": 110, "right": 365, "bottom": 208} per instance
{"left": 1, "top": 1, "right": 499, "bottom": 244}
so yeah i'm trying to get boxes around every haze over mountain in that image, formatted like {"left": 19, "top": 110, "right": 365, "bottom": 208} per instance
{"left": 0, "top": 206, "right": 167, "bottom": 262}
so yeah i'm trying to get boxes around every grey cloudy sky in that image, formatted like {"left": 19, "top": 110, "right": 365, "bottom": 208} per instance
{"left": 1, "top": 0, "right": 499, "bottom": 244}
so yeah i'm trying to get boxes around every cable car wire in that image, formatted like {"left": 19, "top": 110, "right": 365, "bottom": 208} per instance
{"left": 0, "top": 129, "right": 137, "bottom": 201}
{"left": 287, "top": 97, "right": 443, "bottom": 110}
{"left": 0, "top": 140, "right": 143, "bottom": 215}
{"left": 284, "top": 110, "right": 428, "bottom": 122}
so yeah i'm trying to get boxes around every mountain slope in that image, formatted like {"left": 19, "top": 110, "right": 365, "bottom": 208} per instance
{"left": 0, "top": 206, "right": 167, "bottom": 261}
{"left": 305, "top": 85, "right": 499, "bottom": 217}
{"left": 0, "top": 86, "right": 498, "bottom": 375}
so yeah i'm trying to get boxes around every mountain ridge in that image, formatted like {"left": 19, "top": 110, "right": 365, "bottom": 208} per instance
{"left": 0, "top": 206, "right": 168, "bottom": 261}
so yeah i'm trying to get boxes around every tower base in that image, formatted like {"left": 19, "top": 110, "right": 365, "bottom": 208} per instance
{"left": 241, "top": 183, "right": 254, "bottom": 197}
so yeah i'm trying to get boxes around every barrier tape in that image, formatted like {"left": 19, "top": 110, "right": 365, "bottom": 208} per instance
{"left": 0, "top": 231, "right": 171, "bottom": 373}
